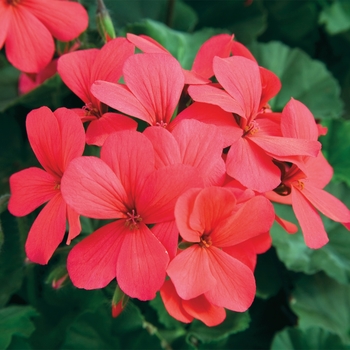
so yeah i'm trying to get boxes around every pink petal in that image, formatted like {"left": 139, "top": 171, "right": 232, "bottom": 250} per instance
{"left": 8, "top": 167, "right": 57, "bottom": 216}
{"left": 167, "top": 245, "right": 216, "bottom": 300}
{"left": 24, "top": 0, "right": 88, "bottom": 41}
{"left": 259, "top": 67, "right": 281, "bottom": 109}
{"left": 0, "top": 4, "right": 12, "bottom": 49}
{"left": 86, "top": 112, "right": 137, "bottom": 147}
{"left": 303, "top": 152, "right": 333, "bottom": 189}
{"left": 160, "top": 279, "right": 194, "bottom": 323}
{"left": 182, "top": 294, "right": 226, "bottom": 327}
{"left": 275, "top": 214, "right": 298, "bottom": 234}
{"left": 211, "top": 196, "right": 275, "bottom": 247}
{"left": 137, "top": 165, "right": 202, "bottom": 224}
{"left": 61, "top": 156, "right": 128, "bottom": 219}
{"left": 213, "top": 56, "right": 261, "bottom": 122}
{"left": 54, "top": 108, "right": 85, "bottom": 170}
{"left": 127, "top": 33, "right": 170, "bottom": 54}
{"left": 151, "top": 221, "right": 179, "bottom": 260}
{"left": 192, "top": 34, "right": 233, "bottom": 79}
{"left": 91, "top": 81, "right": 153, "bottom": 124}
{"left": 188, "top": 85, "right": 245, "bottom": 116}
{"left": 67, "top": 220, "right": 125, "bottom": 289}
{"left": 5, "top": 5, "right": 54, "bottom": 72}
{"left": 58, "top": 49, "right": 98, "bottom": 104}
{"left": 25, "top": 193, "right": 66, "bottom": 264}
{"left": 170, "top": 102, "right": 242, "bottom": 147}
{"left": 223, "top": 242, "right": 257, "bottom": 271}
{"left": 291, "top": 188, "right": 329, "bottom": 249}
{"left": 143, "top": 126, "right": 182, "bottom": 168}
{"left": 302, "top": 184, "right": 350, "bottom": 223}
{"left": 100, "top": 131, "right": 155, "bottom": 202}
{"left": 26, "top": 106, "right": 63, "bottom": 178}
{"left": 231, "top": 40, "right": 257, "bottom": 62}
{"left": 226, "top": 137, "right": 281, "bottom": 192}
{"left": 66, "top": 205, "right": 81, "bottom": 244}
{"left": 281, "top": 98, "right": 319, "bottom": 141}
{"left": 205, "top": 247, "right": 256, "bottom": 312}
{"left": 123, "top": 53, "right": 184, "bottom": 125}
{"left": 116, "top": 223, "right": 169, "bottom": 300}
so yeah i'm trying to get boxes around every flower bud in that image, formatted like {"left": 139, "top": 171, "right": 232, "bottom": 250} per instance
{"left": 46, "top": 266, "right": 68, "bottom": 290}
{"left": 96, "top": 0, "right": 116, "bottom": 43}
{"left": 111, "top": 285, "right": 129, "bottom": 318}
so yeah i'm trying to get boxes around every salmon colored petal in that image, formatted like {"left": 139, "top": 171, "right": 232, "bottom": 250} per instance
{"left": 137, "top": 165, "right": 202, "bottom": 224}
{"left": 182, "top": 294, "right": 226, "bottom": 327}
{"left": 26, "top": 106, "right": 62, "bottom": 178}
{"left": 281, "top": 98, "right": 318, "bottom": 141}
{"left": 205, "top": 247, "right": 255, "bottom": 312}
{"left": 213, "top": 56, "right": 261, "bottom": 121}
{"left": 188, "top": 85, "right": 245, "bottom": 116}
{"left": 223, "top": 242, "right": 257, "bottom": 271}
{"left": 66, "top": 205, "right": 81, "bottom": 244}
{"left": 160, "top": 279, "right": 194, "bottom": 323}
{"left": 226, "top": 138, "right": 281, "bottom": 192}
{"left": 250, "top": 231, "right": 272, "bottom": 253}
{"left": 143, "top": 126, "right": 182, "bottom": 168}
{"left": 86, "top": 112, "right": 137, "bottom": 147}
{"left": 167, "top": 245, "right": 216, "bottom": 300}
{"left": 101, "top": 131, "right": 155, "bottom": 201}
{"left": 54, "top": 108, "right": 85, "bottom": 170}
{"left": 8, "top": 167, "right": 57, "bottom": 216}
{"left": 123, "top": 53, "right": 184, "bottom": 125}
{"left": 24, "top": 0, "right": 88, "bottom": 41}
{"left": 231, "top": 40, "right": 257, "bottom": 62}
{"left": 291, "top": 188, "right": 329, "bottom": 249}
{"left": 67, "top": 221, "right": 125, "bottom": 289}
{"left": 250, "top": 135, "right": 321, "bottom": 157}
{"left": 302, "top": 184, "right": 350, "bottom": 223}
{"left": 6, "top": 5, "right": 54, "bottom": 73}
{"left": 212, "top": 196, "right": 274, "bottom": 247}
{"left": 116, "top": 223, "right": 169, "bottom": 300}
{"left": 0, "top": 4, "right": 11, "bottom": 48}
{"left": 182, "top": 69, "right": 210, "bottom": 84}
{"left": 58, "top": 49, "right": 98, "bottom": 103}
{"left": 275, "top": 214, "right": 298, "bottom": 234}
{"left": 127, "top": 33, "right": 170, "bottom": 54}
{"left": 151, "top": 221, "right": 179, "bottom": 260}
{"left": 259, "top": 67, "right": 281, "bottom": 109}
{"left": 304, "top": 152, "right": 333, "bottom": 188}
{"left": 170, "top": 102, "right": 242, "bottom": 147}
{"left": 175, "top": 188, "right": 203, "bottom": 243}
{"left": 192, "top": 34, "right": 233, "bottom": 79}
{"left": 25, "top": 193, "right": 66, "bottom": 264}
{"left": 91, "top": 81, "right": 153, "bottom": 124}
{"left": 61, "top": 156, "right": 128, "bottom": 219}
{"left": 189, "top": 187, "right": 237, "bottom": 237}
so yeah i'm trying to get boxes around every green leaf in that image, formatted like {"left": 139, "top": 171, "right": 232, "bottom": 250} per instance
{"left": 0, "top": 210, "right": 26, "bottom": 307}
{"left": 249, "top": 41, "right": 343, "bottom": 119}
{"left": 184, "top": 0, "right": 267, "bottom": 44}
{"left": 187, "top": 310, "right": 250, "bottom": 345}
{"left": 0, "top": 306, "right": 38, "bottom": 349}
{"left": 319, "top": 0, "right": 350, "bottom": 35}
{"left": 271, "top": 182, "right": 350, "bottom": 285}
{"left": 320, "top": 119, "right": 350, "bottom": 186}
{"left": 0, "top": 63, "right": 20, "bottom": 112}
{"left": 124, "top": 19, "right": 228, "bottom": 70}
{"left": 290, "top": 273, "right": 350, "bottom": 344}
{"left": 271, "top": 326, "right": 350, "bottom": 350}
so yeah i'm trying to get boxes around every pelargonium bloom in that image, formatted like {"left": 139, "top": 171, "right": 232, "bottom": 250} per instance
{"left": 61, "top": 130, "right": 201, "bottom": 300}
{"left": 57, "top": 37, "right": 137, "bottom": 146}
{"left": 167, "top": 187, "right": 275, "bottom": 312}
{"left": 8, "top": 107, "right": 85, "bottom": 264}
{"left": 0, "top": 0, "right": 88, "bottom": 73}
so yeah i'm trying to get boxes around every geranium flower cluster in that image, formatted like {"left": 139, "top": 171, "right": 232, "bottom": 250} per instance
{"left": 8, "top": 33, "right": 350, "bottom": 327}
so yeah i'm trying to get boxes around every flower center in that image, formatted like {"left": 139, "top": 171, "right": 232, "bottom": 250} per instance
{"left": 199, "top": 234, "right": 212, "bottom": 248}
{"left": 6, "top": 0, "right": 21, "bottom": 5}
{"left": 155, "top": 120, "right": 168, "bottom": 128}
{"left": 82, "top": 102, "right": 101, "bottom": 118}
{"left": 125, "top": 209, "right": 142, "bottom": 230}
{"left": 54, "top": 182, "right": 61, "bottom": 190}
{"left": 243, "top": 120, "right": 260, "bottom": 137}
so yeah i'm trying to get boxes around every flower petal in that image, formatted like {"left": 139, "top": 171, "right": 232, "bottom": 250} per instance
{"left": 67, "top": 221, "right": 125, "bottom": 289}
{"left": 8, "top": 167, "right": 57, "bottom": 216}
{"left": 151, "top": 220, "right": 179, "bottom": 260}
{"left": 116, "top": 223, "right": 169, "bottom": 300}
{"left": 0, "top": 3, "right": 11, "bottom": 49}
{"left": 25, "top": 193, "right": 66, "bottom": 264}
{"left": 66, "top": 205, "right": 81, "bottom": 245}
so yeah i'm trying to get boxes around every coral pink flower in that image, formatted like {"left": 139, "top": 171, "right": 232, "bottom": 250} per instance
{"left": 167, "top": 187, "right": 275, "bottom": 312}
{"left": 160, "top": 279, "right": 226, "bottom": 327}
{"left": 61, "top": 131, "right": 201, "bottom": 300}
{"left": 0, "top": 0, "right": 88, "bottom": 73}
{"left": 57, "top": 38, "right": 137, "bottom": 146}
{"left": 91, "top": 53, "right": 185, "bottom": 128}
{"left": 8, "top": 107, "right": 85, "bottom": 264}
{"left": 188, "top": 56, "right": 321, "bottom": 192}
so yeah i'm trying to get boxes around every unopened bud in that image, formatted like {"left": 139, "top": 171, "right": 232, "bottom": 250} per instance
{"left": 96, "top": 0, "right": 116, "bottom": 43}
{"left": 111, "top": 285, "right": 129, "bottom": 318}
{"left": 46, "top": 266, "right": 68, "bottom": 290}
